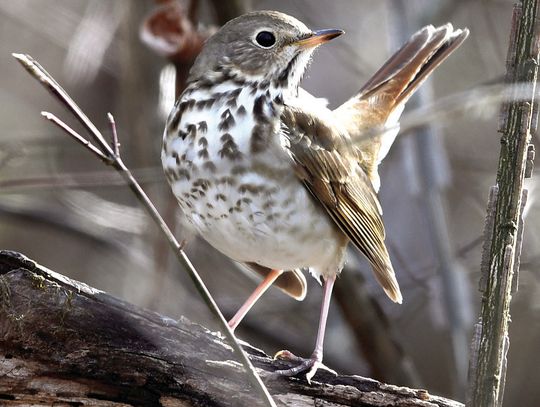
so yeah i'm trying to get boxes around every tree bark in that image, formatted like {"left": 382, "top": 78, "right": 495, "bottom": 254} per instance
{"left": 467, "top": 1, "right": 539, "bottom": 406}
{"left": 0, "top": 250, "right": 462, "bottom": 407}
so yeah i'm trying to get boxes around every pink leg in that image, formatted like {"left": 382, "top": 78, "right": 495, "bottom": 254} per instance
{"left": 228, "top": 269, "right": 283, "bottom": 331}
{"left": 312, "top": 273, "right": 335, "bottom": 361}
{"left": 273, "top": 274, "right": 337, "bottom": 382}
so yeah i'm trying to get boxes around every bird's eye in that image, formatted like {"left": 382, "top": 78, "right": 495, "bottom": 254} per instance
{"left": 255, "top": 31, "right": 276, "bottom": 48}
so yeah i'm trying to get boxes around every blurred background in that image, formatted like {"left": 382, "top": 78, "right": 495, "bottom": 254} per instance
{"left": 1, "top": 0, "right": 539, "bottom": 404}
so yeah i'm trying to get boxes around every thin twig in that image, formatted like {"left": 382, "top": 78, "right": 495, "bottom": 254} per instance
{"left": 13, "top": 53, "right": 276, "bottom": 407}
{"left": 41, "top": 112, "right": 112, "bottom": 164}
{"left": 13, "top": 54, "right": 113, "bottom": 157}
{"left": 107, "top": 112, "right": 120, "bottom": 158}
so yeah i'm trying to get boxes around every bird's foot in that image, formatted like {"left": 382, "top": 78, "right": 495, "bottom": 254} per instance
{"left": 271, "top": 350, "right": 337, "bottom": 383}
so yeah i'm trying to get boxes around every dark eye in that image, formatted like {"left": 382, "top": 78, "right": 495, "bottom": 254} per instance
{"left": 255, "top": 31, "right": 276, "bottom": 48}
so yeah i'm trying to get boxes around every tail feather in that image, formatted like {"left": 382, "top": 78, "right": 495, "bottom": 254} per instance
{"left": 357, "top": 24, "right": 468, "bottom": 105}
{"left": 391, "top": 25, "right": 469, "bottom": 107}
{"left": 332, "top": 24, "right": 468, "bottom": 303}
{"left": 334, "top": 24, "right": 469, "bottom": 189}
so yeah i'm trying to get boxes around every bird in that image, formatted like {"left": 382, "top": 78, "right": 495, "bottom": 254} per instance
{"left": 161, "top": 10, "right": 468, "bottom": 382}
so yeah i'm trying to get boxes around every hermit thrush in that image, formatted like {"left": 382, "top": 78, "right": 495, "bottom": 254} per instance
{"left": 162, "top": 10, "right": 468, "bottom": 381}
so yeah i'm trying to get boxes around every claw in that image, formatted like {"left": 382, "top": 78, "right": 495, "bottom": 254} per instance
{"left": 274, "top": 350, "right": 303, "bottom": 362}
{"left": 271, "top": 276, "right": 338, "bottom": 383}
{"left": 272, "top": 350, "right": 337, "bottom": 383}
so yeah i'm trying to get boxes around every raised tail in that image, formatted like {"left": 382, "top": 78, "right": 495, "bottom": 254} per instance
{"left": 334, "top": 24, "right": 469, "bottom": 191}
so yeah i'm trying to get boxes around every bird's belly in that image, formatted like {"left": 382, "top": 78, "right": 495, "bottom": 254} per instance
{"left": 179, "top": 167, "right": 342, "bottom": 271}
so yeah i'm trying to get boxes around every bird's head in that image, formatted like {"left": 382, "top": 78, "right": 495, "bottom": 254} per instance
{"left": 189, "top": 11, "right": 343, "bottom": 91}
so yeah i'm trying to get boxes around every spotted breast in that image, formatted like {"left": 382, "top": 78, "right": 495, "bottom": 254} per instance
{"left": 161, "top": 70, "right": 347, "bottom": 280}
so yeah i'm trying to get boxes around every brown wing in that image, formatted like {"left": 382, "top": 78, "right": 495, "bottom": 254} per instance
{"left": 334, "top": 24, "right": 469, "bottom": 187}
{"left": 282, "top": 105, "right": 402, "bottom": 303}
{"left": 243, "top": 263, "right": 306, "bottom": 300}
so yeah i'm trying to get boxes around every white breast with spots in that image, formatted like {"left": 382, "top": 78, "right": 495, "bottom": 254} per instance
{"left": 162, "top": 82, "right": 346, "bottom": 278}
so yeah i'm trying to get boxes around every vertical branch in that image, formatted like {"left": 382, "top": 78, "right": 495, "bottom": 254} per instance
{"left": 468, "top": 1, "right": 539, "bottom": 406}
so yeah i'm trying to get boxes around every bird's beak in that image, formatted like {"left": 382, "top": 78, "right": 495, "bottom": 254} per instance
{"left": 293, "top": 29, "right": 344, "bottom": 48}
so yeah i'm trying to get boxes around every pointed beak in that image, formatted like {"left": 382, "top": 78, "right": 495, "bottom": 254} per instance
{"left": 294, "top": 29, "right": 344, "bottom": 48}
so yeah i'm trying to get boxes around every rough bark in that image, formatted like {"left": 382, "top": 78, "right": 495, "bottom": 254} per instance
{"left": 0, "top": 250, "right": 462, "bottom": 407}
{"left": 467, "top": 1, "right": 539, "bottom": 406}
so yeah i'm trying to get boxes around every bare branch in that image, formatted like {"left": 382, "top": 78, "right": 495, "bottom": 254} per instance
{"left": 41, "top": 111, "right": 112, "bottom": 164}
{"left": 13, "top": 53, "right": 276, "bottom": 407}
{"left": 12, "top": 53, "right": 113, "bottom": 156}
{"left": 107, "top": 112, "right": 120, "bottom": 158}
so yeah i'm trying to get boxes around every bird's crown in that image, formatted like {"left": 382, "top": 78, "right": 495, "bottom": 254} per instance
{"left": 188, "top": 11, "right": 343, "bottom": 90}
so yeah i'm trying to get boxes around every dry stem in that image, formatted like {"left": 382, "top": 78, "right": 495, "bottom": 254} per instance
{"left": 12, "top": 52, "right": 276, "bottom": 407}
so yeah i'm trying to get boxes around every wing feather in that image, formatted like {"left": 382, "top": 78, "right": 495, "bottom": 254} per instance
{"left": 282, "top": 105, "right": 402, "bottom": 303}
{"left": 277, "top": 24, "right": 468, "bottom": 303}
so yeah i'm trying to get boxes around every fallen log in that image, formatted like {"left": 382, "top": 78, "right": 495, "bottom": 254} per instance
{"left": 0, "top": 250, "right": 462, "bottom": 407}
